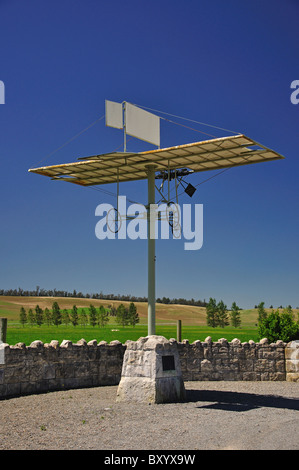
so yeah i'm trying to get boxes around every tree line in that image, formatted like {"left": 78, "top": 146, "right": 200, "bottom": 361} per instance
{"left": 206, "top": 298, "right": 242, "bottom": 328}
{"left": 1, "top": 287, "right": 207, "bottom": 307}
{"left": 19, "top": 301, "right": 139, "bottom": 328}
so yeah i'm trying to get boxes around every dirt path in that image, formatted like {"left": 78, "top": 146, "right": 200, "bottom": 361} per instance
{"left": 0, "top": 381, "right": 298, "bottom": 451}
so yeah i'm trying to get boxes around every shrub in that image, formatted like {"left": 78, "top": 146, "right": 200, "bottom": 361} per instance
{"left": 258, "top": 308, "right": 299, "bottom": 342}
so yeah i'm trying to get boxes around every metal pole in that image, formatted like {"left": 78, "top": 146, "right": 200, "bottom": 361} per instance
{"left": 123, "top": 102, "right": 126, "bottom": 153}
{"left": 0, "top": 318, "right": 7, "bottom": 343}
{"left": 147, "top": 165, "right": 156, "bottom": 336}
{"left": 177, "top": 319, "right": 182, "bottom": 342}
{"left": 116, "top": 168, "right": 119, "bottom": 231}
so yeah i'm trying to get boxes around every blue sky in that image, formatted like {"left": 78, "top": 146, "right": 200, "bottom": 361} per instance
{"left": 0, "top": 0, "right": 298, "bottom": 309}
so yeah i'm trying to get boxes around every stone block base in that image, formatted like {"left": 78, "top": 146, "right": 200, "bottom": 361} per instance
{"left": 116, "top": 375, "right": 185, "bottom": 404}
{"left": 116, "top": 335, "right": 186, "bottom": 404}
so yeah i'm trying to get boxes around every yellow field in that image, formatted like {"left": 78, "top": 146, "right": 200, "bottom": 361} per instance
{"left": 0, "top": 296, "right": 206, "bottom": 325}
{"left": 1, "top": 296, "right": 298, "bottom": 328}
{"left": 0, "top": 295, "right": 266, "bottom": 327}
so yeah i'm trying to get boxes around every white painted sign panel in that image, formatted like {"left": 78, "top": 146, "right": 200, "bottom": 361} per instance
{"left": 125, "top": 102, "right": 160, "bottom": 147}
{"left": 105, "top": 100, "right": 123, "bottom": 129}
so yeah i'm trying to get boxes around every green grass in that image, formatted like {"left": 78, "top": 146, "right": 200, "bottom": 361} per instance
{"left": 6, "top": 323, "right": 260, "bottom": 346}
{"left": 1, "top": 295, "right": 266, "bottom": 345}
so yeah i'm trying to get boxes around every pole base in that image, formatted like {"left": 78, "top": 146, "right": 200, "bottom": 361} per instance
{"left": 116, "top": 335, "right": 185, "bottom": 404}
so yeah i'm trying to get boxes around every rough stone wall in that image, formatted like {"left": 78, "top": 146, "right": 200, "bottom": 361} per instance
{"left": 0, "top": 336, "right": 297, "bottom": 399}
{"left": 0, "top": 339, "right": 125, "bottom": 399}
{"left": 177, "top": 337, "right": 286, "bottom": 382}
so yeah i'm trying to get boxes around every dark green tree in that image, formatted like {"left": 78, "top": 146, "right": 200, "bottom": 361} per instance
{"left": 70, "top": 305, "right": 79, "bottom": 327}
{"left": 27, "top": 308, "right": 35, "bottom": 326}
{"left": 35, "top": 305, "right": 44, "bottom": 327}
{"left": 116, "top": 303, "right": 129, "bottom": 327}
{"left": 19, "top": 306, "right": 27, "bottom": 327}
{"left": 98, "top": 305, "right": 109, "bottom": 328}
{"left": 257, "top": 301, "right": 267, "bottom": 323}
{"left": 230, "top": 301, "right": 241, "bottom": 328}
{"left": 206, "top": 298, "right": 218, "bottom": 327}
{"left": 52, "top": 301, "right": 62, "bottom": 327}
{"left": 128, "top": 302, "right": 139, "bottom": 327}
{"left": 61, "top": 308, "right": 70, "bottom": 326}
{"left": 79, "top": 308, "right": 88, "bottom": 327}
{"left": 89, "top": 304, "right": 97, "bottom": 327}
{"left": 44, "top": 307, "right": 53, "bottom": 326}
{"left": 109, "top": 306, "right": 117, "bottom": 317}
{"left": 217, "top": 300, "right": 229, "bottom": 327}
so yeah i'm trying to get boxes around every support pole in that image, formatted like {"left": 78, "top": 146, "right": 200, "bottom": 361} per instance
{"left": 123, "top": 101, "right": 126, "bottom": 153}
{"left": 177, "top": 319, "right": 182, "bottom": 342}
{"left": 0, "top": 318, "right": 7, "bottom": 343}
{"left": 147, "top": 165, "right": 157, "bottom": 336}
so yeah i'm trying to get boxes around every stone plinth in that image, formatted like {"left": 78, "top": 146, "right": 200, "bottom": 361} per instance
{"left": 116, "top": 335, "right": 186, "bottom": 404}
{"left": 285, "top": 340, "right": 299, "bottom": 382}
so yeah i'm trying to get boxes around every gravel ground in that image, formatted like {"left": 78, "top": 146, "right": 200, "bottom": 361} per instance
{"left": 0, "top": 381, "right": 298, "bottom": 451}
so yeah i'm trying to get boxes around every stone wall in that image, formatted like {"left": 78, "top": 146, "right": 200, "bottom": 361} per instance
{"left": 0, "top": 339, "right": 125, "bottom": 399}
{"left": 0, "top": 337, "right": 298, "bottom": 399}
{"left": 177, "top": 337, "right": 286, "bottom": 382}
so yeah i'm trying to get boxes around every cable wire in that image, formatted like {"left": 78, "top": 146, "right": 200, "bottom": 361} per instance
{"left": 32, "top": 114, "right": 105, "bottom": 168}
{"left": 133, "top": 103, "right": 241, "bottom": 136}
{"left": 31, "top": 104, "right": 241, "bottom": 206}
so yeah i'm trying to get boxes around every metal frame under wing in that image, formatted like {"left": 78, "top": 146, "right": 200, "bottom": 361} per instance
{"left": 28, "top": 134, "right": 284, "bottom": 186}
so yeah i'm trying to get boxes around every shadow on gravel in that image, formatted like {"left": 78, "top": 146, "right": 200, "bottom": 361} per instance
{"left": 185, "top": 389, "right": 299, "bottom": 412}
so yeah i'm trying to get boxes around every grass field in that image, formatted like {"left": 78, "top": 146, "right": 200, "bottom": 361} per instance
{"left": 1, "top": 295, "right": 295, "bottom": 345}
{"left": 5, "top": 323, "right": 261, "bottom": 345}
